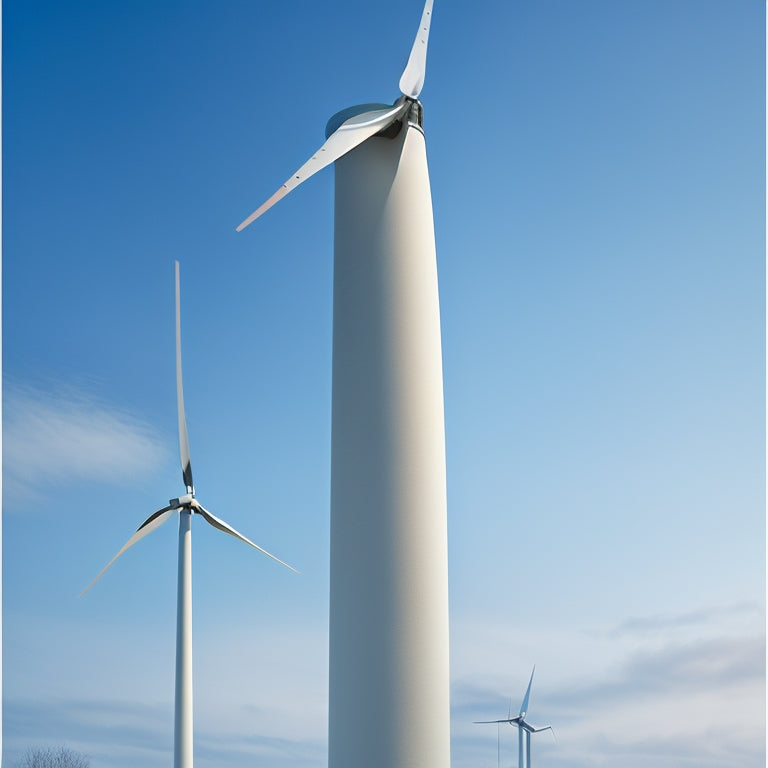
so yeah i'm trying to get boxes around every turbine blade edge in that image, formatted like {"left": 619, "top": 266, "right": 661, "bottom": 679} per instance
{"left": 195, "top": 504, "right": 299, "bottom": 574}
{"left": 520, "top": 665, "right": 535, "bottom": 717}
{"left": 236, "top": 101, "right": 409, "bottom": 230}
{"left": 80, "top": 506, "right": 176, "bottom": 596}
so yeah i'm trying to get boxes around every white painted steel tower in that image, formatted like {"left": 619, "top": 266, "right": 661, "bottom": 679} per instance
{"left": 328, "top": 104, "right": 449, "bottom": 768}
{"left": 237, "top": 3, "right": 449, "bottom": 767}
{"left": 82, "top": 262, "right": 297, "bottom": 768}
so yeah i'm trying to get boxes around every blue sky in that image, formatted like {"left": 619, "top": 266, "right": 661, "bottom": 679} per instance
{"left": 2, "top": 1, "right": 765, "bottom": 766}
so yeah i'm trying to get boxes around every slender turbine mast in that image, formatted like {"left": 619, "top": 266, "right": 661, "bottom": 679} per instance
{"left": 475, "top": 666, "right": 555, "bottom": 768}
{"left": 237, "top": 3, "right": 450, "bottom": 767}
{"left": 82, "top": 261, "right": 297, "bottom": 768}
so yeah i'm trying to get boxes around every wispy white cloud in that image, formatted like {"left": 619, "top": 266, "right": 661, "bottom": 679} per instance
{"left": 3, "top": 383, "right": 169, "bottom": 503}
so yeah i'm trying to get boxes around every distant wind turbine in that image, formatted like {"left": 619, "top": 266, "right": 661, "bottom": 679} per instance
{"left": 236, "top": 2, "right": 450, "bottom": 768}
{"left": 476, "top": 666, "right": 554, "bottom": 768}
{"left": 82, "top": 260, "right": 298, "bottom": 768}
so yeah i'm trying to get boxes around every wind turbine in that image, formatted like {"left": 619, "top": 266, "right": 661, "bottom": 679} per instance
{"left": 475, "top": 667, "right": 554, "bottom": 768}
{"left": 237, "top": 3, "right": 450, "bottom": 768}
{"left": 82, "top": 260, "right": 297, "bottom": 768}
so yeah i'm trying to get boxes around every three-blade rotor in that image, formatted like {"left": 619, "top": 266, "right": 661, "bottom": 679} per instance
{"left": 81, "top": 261, "right": 297, "bottom": 597}
{"left": 236, "top": 0, "right": 435, "bottom": 231}
{"left": 474, "top": 666, "right": 554, "bottom": 737}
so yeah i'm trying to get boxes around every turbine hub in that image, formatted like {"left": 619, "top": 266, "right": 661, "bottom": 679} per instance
{"left": 171, "top": 492, "right": 195, "bottom": 509}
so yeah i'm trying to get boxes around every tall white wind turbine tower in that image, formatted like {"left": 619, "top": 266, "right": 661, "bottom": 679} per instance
{"left": 237, "top": 2, "right": 450, "bottom": 767}
{"left": 475, "top": 667, "right": 555, "bottom": 768}
{"left": 82, "top": 261, "right": 297, "bottom": 768}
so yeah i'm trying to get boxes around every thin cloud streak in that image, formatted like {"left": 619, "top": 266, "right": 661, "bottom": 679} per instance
{"left": 3, "top": 383, "right": 168, "bottom": 502}
{"left": 195, "top": 730, "right": 325, "bottom": 768}
{"left": 609, "top": 601, "right": 762, "bottom": 636}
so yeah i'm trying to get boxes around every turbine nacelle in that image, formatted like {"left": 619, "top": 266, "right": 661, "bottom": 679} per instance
{"left": 324, "top": 96, "right": 423, "bottom": 141}
{"left": 171, "top": 493, "right": 196, "bottom": 509}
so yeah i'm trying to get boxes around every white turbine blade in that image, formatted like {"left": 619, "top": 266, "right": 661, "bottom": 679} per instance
{"left": 80, "top": 506, "right": 176, "bottom": 596}
{"left": 398, "top": 0, "right": 434, "bottom": 98}
{"left": 474, "top": 719, "right": 515, "bottom": 724}
{"left": 195, "top": 503, "right": 299, "bottom": 573}
{"left": 520, "top": 665, "right": 535, "bottom": 717}
{"left": 175, "top": 261, "right": 193, "bottom": 490}
{"left": 475, "top": 712, "right": 523, "bottom": 725}
{"left": 236, "top": 101, "right": 409, "bottom": 231}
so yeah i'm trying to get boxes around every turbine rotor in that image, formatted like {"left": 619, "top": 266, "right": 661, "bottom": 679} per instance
{"left": 236, "top": 0, "right": 435, "bottom": 231}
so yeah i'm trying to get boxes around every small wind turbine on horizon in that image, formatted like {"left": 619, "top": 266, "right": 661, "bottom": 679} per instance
{"left": 82, "top": 260, "right": 297, "bottom": 768}
{"left": 476, "top": 666, "right": 555, "bottom": 768}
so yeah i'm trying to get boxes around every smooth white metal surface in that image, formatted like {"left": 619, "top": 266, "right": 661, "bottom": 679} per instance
{"left": 328, "top": 120, "right": 450, "bottom": 768}
{"left": 175, "top": 510, "right": 193, "bottom": 768}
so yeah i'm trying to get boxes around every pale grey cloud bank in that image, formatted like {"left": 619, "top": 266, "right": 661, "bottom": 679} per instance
{"left": 3, "top": 697, "right": 325, "bottom": 768}
{"left": 545, "top": 632, "right": 765, "bottom": 716}
{"left": 3, "top": 617, "right": 329, "bottom": 768}
{"left": 3, "top": 698, "right": 170, "bottom": 767}
{"left": 3, "top": 383, "right": 168, "bottom": 502}
{"left": 450, "top": 605, "right": 765, "bottom": 768}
